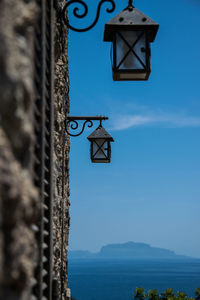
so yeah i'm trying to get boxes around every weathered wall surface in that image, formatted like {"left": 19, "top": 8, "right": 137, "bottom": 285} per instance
{"left": 53, "top": 2, "right": 71, "bottom": 298}
{"left": 0, "top": 0, "right": 39, "bottom": 299}
{"left": 0, "top": 0, "right": 71, "bottom": 299}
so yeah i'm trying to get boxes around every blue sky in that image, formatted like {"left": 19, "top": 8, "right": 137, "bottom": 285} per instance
{"left": 68, "top": 0, "right": 200, "bottom": 257}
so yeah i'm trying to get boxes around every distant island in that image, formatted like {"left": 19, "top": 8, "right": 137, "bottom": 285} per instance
{"left": 69, "top": 242, "right": 192, "bottom": 260}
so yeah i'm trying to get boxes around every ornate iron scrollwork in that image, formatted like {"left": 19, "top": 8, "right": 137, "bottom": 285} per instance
{"left": 66, "top": 116, "right": 108, "bottom": 136}
{"left": 62, "top": 0, "right": 116, "bottom": 32}
{"left": 66, "top": 119, "right": 93, "bottom": 136}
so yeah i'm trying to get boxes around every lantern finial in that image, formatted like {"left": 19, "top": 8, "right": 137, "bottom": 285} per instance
{"left": 128, "top": 0, "right": 133, "bottom": 7}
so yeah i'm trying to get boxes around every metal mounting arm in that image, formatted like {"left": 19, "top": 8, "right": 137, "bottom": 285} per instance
{"left": 66, "top": 116, "right": 108, "bottom": 136}
{"left": 62, "top": 0, "right": 115, "bottom": 32}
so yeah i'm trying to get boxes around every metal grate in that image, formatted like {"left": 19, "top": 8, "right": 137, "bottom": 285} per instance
{"left": 32, "top": 0, "right": 54, "bottom": 299}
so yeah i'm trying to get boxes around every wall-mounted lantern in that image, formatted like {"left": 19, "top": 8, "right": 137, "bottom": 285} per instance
{"left": 87, "top": 125, "right": 114, "bottom": 163}
{"left": 62, "top": 0, "right": 159, "bottom": 81}
{"left": 62, "top": 0, "right": 159, "bottom": 160}
{"left": 103, "top": 0, "right": 159, "bottom": 81}
{"left": 66, "top": 116, "right": 114, "bottom": 163}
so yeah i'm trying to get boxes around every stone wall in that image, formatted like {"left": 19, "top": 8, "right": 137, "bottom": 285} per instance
{"left": 0, "top": 0, "right": 70, "bottom": 299}
{"left": 53, "top": 1, "right": 71, "bottom": 299}
{"left": 0, "top": 0, "right": 39, "bottom": 299}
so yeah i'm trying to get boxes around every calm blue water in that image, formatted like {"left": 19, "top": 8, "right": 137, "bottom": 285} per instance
{"left": 68, "top": 259, "right": 200, "bottom": 300}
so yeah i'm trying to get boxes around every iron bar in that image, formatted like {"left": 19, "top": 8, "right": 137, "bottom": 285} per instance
{"left": 32, "top": 0, "right": 54, "bottom": 299}
{"left": 67, "top": 116, "right": 108, "bottom": 120}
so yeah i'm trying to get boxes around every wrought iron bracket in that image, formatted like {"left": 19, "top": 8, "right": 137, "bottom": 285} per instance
{"left": 62, "top": 0, "right": 116, "bottom": 32}
{"left": 66, "top": 116, "right": 108, "bottom": 137}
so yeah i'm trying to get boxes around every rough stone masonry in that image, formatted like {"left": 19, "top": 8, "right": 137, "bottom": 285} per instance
{"left": 0, "top": 0, "right": 70, "bottom": 299}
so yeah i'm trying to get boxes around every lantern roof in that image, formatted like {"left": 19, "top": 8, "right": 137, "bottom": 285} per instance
{"left": 104, "top": 5, "right": 159, "bottom": 43}
{"left": 87, "top": 125, "right": 114, "bottom": 142}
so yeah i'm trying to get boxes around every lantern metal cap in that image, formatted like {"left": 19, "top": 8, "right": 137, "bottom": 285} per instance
{"left": 104, "top": 6, "right": 159, "bottom": 43}
{"left": 87, "top": 125, "right": 114, "bottom": 142}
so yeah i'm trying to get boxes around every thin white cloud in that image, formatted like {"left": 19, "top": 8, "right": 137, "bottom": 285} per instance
{"left": 111, "top": 112, "right": 200, "bottom": 131}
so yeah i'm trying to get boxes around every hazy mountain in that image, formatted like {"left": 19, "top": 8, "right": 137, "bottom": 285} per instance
{"left": 69, "top": 242, "right": 190, "bottom": 260}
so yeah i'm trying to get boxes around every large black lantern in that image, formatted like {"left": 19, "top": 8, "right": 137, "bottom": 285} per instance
{"left": 87, "top": 125, "right": 114, "bottom": 163}
{"left": 104, "top": 1, "right": 159, "bottom": 81}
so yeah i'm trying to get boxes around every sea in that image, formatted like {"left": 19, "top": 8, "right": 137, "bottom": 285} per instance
{"left": 68, "top": 259, "right": 200, "bottom": 300}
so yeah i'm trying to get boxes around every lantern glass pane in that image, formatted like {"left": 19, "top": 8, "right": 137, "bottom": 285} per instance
{"left": 92, "top": 139, "right": 108, "bottom": 160}
{"left": 116, "top": 30, "right": 146, "bottom": 70}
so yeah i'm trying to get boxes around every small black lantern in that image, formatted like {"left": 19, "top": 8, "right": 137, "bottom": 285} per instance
{"left": 104, "top": 1, "right": 159, "bottom": 81}
{"left": 87, "top": 125, "right": 114, "bottom": 163}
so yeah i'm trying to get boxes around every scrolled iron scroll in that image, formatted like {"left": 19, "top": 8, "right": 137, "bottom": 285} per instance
{"left": 62, "top": 0, "right": 116, "bottom": 32}
{"left": 66, "top": 119, "right": 94, "bottom": 136}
